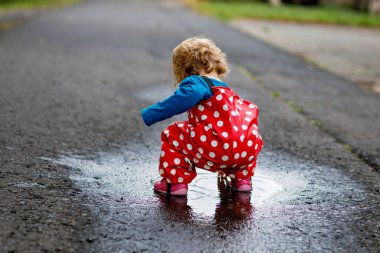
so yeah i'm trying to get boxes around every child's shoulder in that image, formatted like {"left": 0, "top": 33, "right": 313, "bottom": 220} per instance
{"left": 180, "top": 75, "right": 202, "bottom": 85}
{"left": 180, "top": 75, "right": 229, "bottom": 88}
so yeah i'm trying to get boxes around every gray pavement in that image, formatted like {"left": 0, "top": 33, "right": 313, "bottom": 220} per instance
{"left": 0, "top": 0, "right": 379, "bottom": 252}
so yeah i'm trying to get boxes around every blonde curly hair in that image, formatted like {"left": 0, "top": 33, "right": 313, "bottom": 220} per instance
{"left": 172, "top": 37, "right": 229, "bottom": 85}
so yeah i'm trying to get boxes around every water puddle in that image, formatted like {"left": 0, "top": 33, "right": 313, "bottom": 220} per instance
{"left": 45, "top": 148, "right": 284, "bottom": 218}
{"left": 43, "top": 143, "right": 363, "bottom": 221}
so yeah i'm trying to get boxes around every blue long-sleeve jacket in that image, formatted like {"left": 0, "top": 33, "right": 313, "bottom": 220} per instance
{"left": 141, "top": 75, "right": 229, "bottom": 126}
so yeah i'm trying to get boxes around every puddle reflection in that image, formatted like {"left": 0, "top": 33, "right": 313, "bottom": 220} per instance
{"left": 215, "top": 177, "right": 253, "bottom": 222}
{"left": 154, "top": 170, "right": 281, "bottom": 227}
{"left": 158, "top": 169, "right": 282, "bottom": 218}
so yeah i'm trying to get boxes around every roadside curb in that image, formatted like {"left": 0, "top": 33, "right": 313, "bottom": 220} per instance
{"left": 0, "top": 10, "right": 37, "bottom": 30}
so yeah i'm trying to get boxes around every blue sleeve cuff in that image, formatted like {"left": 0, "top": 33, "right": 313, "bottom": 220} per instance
{"left": 141, "top": 107, "right": 153, "bottom": 126}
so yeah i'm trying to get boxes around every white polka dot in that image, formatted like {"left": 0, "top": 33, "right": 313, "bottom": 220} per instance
{"left": 222, "top": 155, "right": 229, "bottom": 161}
{"left": 228, "top": 174, "right": 235, "bottom": 179}
{"left": 185, "top": 158, "right": 191, "bottom": 164}
{"left": 200, "top": 135, "right": 207, "bottom": 142}
{"left": 233, "top": 126, "right": 238, "bottom": 132}
{"left": 243, "top": 170, "right": 248, "bottom": 176}
{"left": 173, "top": 140, "right": 179, "bottom": 146}
{"left": 201, "top": 115, "right": 207, "bottom": 120}
{"left": 174, "top": 158, "right": 180, "bottom": 165}
{"left": 242, "top": 125, "right": 248, "bottom": 130}
{"left": 211, "top": 140, "right": 218, "bottom": 147}
{"left": 240, "top": 165, "right": 247, "bottom": 169}
{"left": 207, "top": 161, "right": 214, "bottom": 166}
{"left": 229, "top": 96, "right": 234, "bottom": 102}
{"left": 193, "top": 158, "right": 199, "bottom": 163}
{"left": 159, "top": 169, "right": 164, "bottom": 175}
{"left": 255, "top": 144, "right": 258, "bottom": 150}
{"left": 171, "top": 169, "right": 176, "bottom": 175}
{"left": 238, "top": 100, "right": 243, "bottom": 104}
{"left": 248, "top": 140, "right": 253, "bottom": 147}
{"left": 233, "top": 141, "right": 237, "bottom": 148}
{"left": 232, "top": 164, "right": 237, "bottom": 168}
{"left": 178, "top": 123, "right": 184, "bottom": 127}
{"left": 167, "top": 178, "right": 171, "bottom": 183}
{"left": 170, "top": 149, "right": 175, "bottom": 153}
{"left": 183, "top": 150, "right": 188, "bottom": 155}
{"left": 241, "top": 151, "right": 247, "bottom": 158}
{"left": 179, "top": 134, "right": 184, "bottom": 140}
{"left": 240, "top": 135, "right": 245, "bottom": 142}
{"left": 248, "top": 104, "right": 255, "bottom": 109}
{"left": 163, "top": 162, "right": 168, "bottom": 168}
{"left": 209, "top": 152, "right": 216, "bottom": 158}
{"left": 216, "top": 94, "right": 223, "bottom": 101}
{"left": 195, "top": 117, "right": 199, "bottom": 122}
{"left": 231, "top": 111, "right": 236, "bottom": 117}
{"left": 222, "top": 132, "right": 228, "bottom": 138}
{"left": 217, "top": 121, "right": 224, "bottom": 127}
{"left": 164, "top": 130, "right": 169, "bottom": 135}
{"left": 198, "top": 105, "right": 204, "bottom": 111}
{"left": 214, "top": 111, "right": 220, "bottom": 118}
{"left": 223, "top": 104, "right": 229, "bottom": 111}
{"left": 190, "top": 131, "right": 196, "bottom": 138}
{"left": 252, "top": 129, "right": 258, "bottom": 136}
{"left": 187, "top": 144, "right": 193, "bottom": 150}
{"left": 223, "top": 143, "right": 229, "bottom": 149}
{"left": 204, "top": 126, "right": 210, "bottom": 131}
{"left": 246, "top": 111, "right": 253, "bottom": 116}
{"left": 198, "top": 148, "right": 204, "bottom": 154}
{"left": 161, "top": 151, "right": 165, "bottom": 157}
{"left": 245, "top": 117, "right": 251, "bottom": 122}
{"left": 207, "top": 101, "right": 212, "bottom": 106}
{"left": 248, "top": 156, "right": 254, "bottom": 161}
{"left": 204, "top": 165, "right": 210, "bottom": 170}
{"left": 220, "top": 165, "right": 227, "bottom": 169}
{"left": 237, "top": 105, "right": 242, "bottom": 111}
{"left": 178, "top": 177, "right": 184, "bottom": 183}
{"left": 234, "top": 153, "right": 240, "bottom": 159}
{"left": 196, "top": 153, "right": 202, "bottom": 159}
{"left": 184, "top": 172, "right": 191, "bottom": 176}
{"left": 208, "top": 123, "right": 213, "bottom": 129}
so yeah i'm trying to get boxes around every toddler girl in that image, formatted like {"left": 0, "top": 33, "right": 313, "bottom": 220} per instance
{"left": 141, "top": 37, "right": 263, "bottom": 196}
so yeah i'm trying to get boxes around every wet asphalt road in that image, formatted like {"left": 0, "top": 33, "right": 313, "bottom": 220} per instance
{"left": 0, "top": 0, "right": 380, "bottom": 252}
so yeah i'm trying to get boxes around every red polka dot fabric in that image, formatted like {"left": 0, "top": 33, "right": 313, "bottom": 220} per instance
{"left": 159, "top": 86, "right": 263, "bottom": 184}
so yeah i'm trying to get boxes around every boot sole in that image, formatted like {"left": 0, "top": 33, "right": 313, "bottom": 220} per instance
{"left": 154, "top": 188, "right": 188, "bottom": 196}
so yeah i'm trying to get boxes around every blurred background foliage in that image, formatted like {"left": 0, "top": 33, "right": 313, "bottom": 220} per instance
{"left": 185, "top": 0, "right": 380, "bottom": 26}
{"left": 204, "top": 0, "right": 378, "bottom": 12}
{"left": 0, "top": 0, "right": 80, "bottom": 10}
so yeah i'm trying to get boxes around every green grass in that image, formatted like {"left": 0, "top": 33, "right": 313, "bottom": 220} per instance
{"left": 187, "top": 1, "right": 380, "bottom": 27}
{"left": 0, "top": 0, "right": 81, "bottom": 11}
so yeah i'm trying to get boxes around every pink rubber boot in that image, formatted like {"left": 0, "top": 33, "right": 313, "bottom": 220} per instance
{"left": 154, "top": 178, "right": 188, "bottom": 196}
{"left": 235, "top": 178, "right": 252, "bottom": 192}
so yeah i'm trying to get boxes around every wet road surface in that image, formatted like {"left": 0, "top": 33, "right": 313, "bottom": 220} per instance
{"left": 0, "top": 0, "right": 379, "bottom": 252}
{"left": 49, "top": 138, "right": 372, "bottom": 252}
